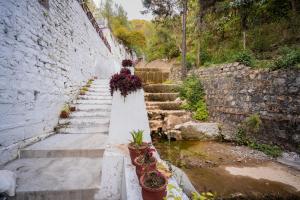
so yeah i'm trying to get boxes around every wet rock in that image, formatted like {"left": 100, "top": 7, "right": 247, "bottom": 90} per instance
{"left": 174, "top": 121, "right": 221, "bottom": 141}
{"left": 277, "top": 152, "right": 300, "bottom": 170}
{"left": 164, "top": 114, "right": 192, "bottom": 131}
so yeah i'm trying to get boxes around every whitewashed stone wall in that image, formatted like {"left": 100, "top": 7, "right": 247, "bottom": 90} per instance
{"left": 0, "top": 0, "right": 129, "bottom": 165}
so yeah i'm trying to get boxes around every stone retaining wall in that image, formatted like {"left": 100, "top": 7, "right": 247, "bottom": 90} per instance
{"left": 0, "top": 0, "right": 129, "bottom": 165}
{"left": 189, "top": 63, "right": 300, "bottom": 151}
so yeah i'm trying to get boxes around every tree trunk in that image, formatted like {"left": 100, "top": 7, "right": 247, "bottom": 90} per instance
{"left": 243, "top": 30, "right": 246, "bottom": 50}
{"left": 181, "top": 0, "right": 188, "bottom": 79}
{"left": 290, "top": 0, "right": 297, "bottom": 13}
{"left": 196, "top": 39, "right": 200, "bottom": 67}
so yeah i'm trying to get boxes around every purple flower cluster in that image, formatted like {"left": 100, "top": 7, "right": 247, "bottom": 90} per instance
{"left": 110, "top": 68, "right": 142, "bottom": 97}
{"left": 122, "top": 59, "right": 133, "bottom": 67}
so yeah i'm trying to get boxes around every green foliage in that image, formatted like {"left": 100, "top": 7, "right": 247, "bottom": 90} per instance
{"left": 61, "top": 104, "right": 70, "bottom": 113}
{"left": 130, "top": 130, "right": 144, "bottom": 146}
{"left": 249, "top": 142, "right": 283, "bottom": 158}
{"left": 235, "top": 114, "right": 282, "bottom": 157}
{"left": 192, "top": 192, "right": 215, "bottom": 200}
{"left": 235, "top": 51, "right": 255, "bottom": 67}
{"left": 273, "top": 48, "right": 300, "bottom": 70}
{"left": 193, "top": 100, "right": 209, "bottom": 121}
{"left": 179, "top": 76, "right": 208, "bottom": 121}
{"left": 179, "top": 76, "right": 205, "bottom": 109}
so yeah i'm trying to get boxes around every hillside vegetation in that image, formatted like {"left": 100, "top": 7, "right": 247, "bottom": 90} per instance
{"left": 88, "top": 0, "right": 300, "bottom": 70}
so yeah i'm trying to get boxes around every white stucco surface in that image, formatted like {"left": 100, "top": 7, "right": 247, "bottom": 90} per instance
{"left": 108, "top": 89, "right": 151, "bottom": 144}
{"left": 0, "top": 0, "right": 129, "bottom": 165}
{"left": 0, "top": 170, "right": 16, "bottom": 196}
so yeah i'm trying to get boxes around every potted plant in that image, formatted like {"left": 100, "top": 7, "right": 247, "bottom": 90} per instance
{"left": 140, "top": 170, "right": 168, "bottom": 200}
{"left": 134, "top": 148, "right": 157, "bottom": 179}
{"left": 109, "top": 68, "right": 142, "bottom": 98}
{"left": 128, "top": 130, "right": 149, "bottom": 165}
{"left": 60, "top": 105, "right": 70, "bottom": 118}
{"left": 122, "top": 59, "right": 133, "bottom": 67}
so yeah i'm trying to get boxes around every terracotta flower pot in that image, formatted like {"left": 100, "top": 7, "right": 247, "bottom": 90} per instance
{"left": 70, "top": 106, "right": 76, "bottom": 112}
{"left": 134, "top": 156, "right": 157, "bottom": 179}
{"left": 60, "top": 111, "right": 69, "bottom": 118}
{"left": 128, "top": 143, "right": 149, "bottom": 165}
{"left": 140, "top": 171, "right": 168, "bottom": 200}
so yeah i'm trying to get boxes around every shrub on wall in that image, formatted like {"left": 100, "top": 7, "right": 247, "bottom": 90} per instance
{"left": 179, "top": 75, "right": 208, "bottom": 121}
{"left": 110, "top": 68, "right": 142, "bottom": 97}
{"left": 235, "top": 51, "right": 255, "bottom": 67}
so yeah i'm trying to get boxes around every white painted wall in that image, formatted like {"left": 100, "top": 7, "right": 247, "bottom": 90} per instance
{"left": 0, "top": 0, "right": 130, "bottom": 165}
{"left": 108, "top": 89, "right": 151, "bottom": 145}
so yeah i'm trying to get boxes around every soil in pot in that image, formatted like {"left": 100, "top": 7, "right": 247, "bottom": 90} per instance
{"left": 140, "top": 171, "right": 168, "bottom": 200}
{"left": 134, "top": 156, "right": 157, "bottom": 179}
{"left": 128, "top": 142, "right": 149, "bottom": 165}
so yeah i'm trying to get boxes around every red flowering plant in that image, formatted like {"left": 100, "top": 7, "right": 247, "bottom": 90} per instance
{"left": 122, "top": 59, "right": 133, "bottom": 67}
{"left": 109, "top": 67, "right": 142, "bottom": 97}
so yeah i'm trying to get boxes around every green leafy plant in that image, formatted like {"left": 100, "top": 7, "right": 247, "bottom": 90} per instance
{"left": 193, "top": 100, "right": 209, "bottom": 121}
{"left": 235, "top": 114, "right": 282, "bottom": 157}
{"left": 179, "top": 76, "right": 208, "bottom": 121}
{"left": 192, "top": 192, "right": 215, "bottom": 200}
{"left": 81, "top": 87, "right": 89, "bottom": 92}
{"left": 235, "top": 51, "right": 255, "bottom": 67}
{"left": 273, "top": 48, "right": 300, "bottom": 70}
{"left": 130, "top": 130, "right": 144, "bottom": 147}
{"left": 249, "top": 142, "right": 282, "bottom": 158}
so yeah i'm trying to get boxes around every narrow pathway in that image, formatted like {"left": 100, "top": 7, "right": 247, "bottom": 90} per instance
{"left": 4, "top": 79, "right": 111, "bottom": 200}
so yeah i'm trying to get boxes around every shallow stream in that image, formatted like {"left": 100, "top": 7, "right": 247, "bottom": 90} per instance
{"left": 153, "top": 140, "right": 300, "bottom": 199}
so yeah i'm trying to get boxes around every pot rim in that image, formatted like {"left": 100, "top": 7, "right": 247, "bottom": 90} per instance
{"left": 128, "top": 142, "right": 149, "bottom": 151}
{"left": 140, "top": 171, "right": 168, "bottom": 192}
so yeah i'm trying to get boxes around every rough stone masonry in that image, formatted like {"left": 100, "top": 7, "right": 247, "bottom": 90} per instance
{"left": 187, "top": 63, "right": 300, "bottom": 152}
{"left": 0, "top": 0, "right": 129, "bottom": 165}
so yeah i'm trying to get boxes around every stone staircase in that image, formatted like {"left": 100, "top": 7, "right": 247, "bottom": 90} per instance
{"left": 135, "top": 68, "right": 192, "bottom": 136}
{"left": 4, "top": 79, "right": 111, "bottom": 200}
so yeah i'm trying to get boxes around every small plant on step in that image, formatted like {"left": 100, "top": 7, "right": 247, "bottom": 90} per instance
{"left": 87, "top": 79, "right": 94, "bottom": 85}
{"left": 81, "top": 86, "right": 89, "bottom": 92}
{"left": 60, "top": 104, "right": 70, "bottom": 118}
{"left": 80, "top": 89, "right": 86, "bottom": 95}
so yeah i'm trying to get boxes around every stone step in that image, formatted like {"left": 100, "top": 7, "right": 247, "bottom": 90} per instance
{"left": 84, "top": 92, "right": 111, "bottom": 96}
{"left": 135, "top": 68, "right": 160, "bottom": 72}
{"left": 69, "top": 110, "right": 111, "bottom": 118}
{"left": 74, "top": 99, "right": 112, "bottom": 105}
{"left": 73, "top": 104, "right": 111, "bottom": 112}
{"left": 145, "top": 93, "right": 179, "bottom": 101}
{"left": 57, "top": 126, "right": 109, "bottom": 134}
{"left": 147, "top": 110, "right": 188, "bottom": 118}
{"left": 78, "top": 96, "right": 112, "bottom": 100}
{"left": 146, "top": 101, "right": 182, "bottom": 110}
{"left": 135, "top": 71, "right": 169, "bottom": 84}
{"left": 59, "top": 117, "right": 110, "bottom": 126}
{"left": 88, "top": 88, "right": 110, "bottom": 93}
{"left": 144, "top": 84, "right": 179, "bottom": 93}
{"left": 4, "top": 158, "right": 102, "bottom": 200}
{"left": 20, "top": 134, "right": 108, "bottom": 158}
